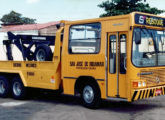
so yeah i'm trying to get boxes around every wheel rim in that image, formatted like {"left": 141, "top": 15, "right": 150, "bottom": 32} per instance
{"left": 36, "top": 49, "right": 46, "bottom": 61}
{"left": 13, "top": 82, "right": 21, "bottom": 96}
{"left": 0, "top": 80, "right": 5, "bottom": 94}
{"left": 83, "top": 85, "right": 94, "bottom": 104}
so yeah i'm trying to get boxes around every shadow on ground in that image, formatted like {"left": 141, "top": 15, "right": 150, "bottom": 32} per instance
{"left": 28, "top": 90, "right": 163, "bottom": 113}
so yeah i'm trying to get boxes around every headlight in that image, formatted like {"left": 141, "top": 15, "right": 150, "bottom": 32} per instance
{"left": 142, "top": 81, "right": 146, "bottom": 87}
{"left": 138, "top": 82, "right": 142, "bottom": 87}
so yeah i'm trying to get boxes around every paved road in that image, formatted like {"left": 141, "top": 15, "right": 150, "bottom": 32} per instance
{"left": 0, "top": 93, "right": 165, "bottom": 120}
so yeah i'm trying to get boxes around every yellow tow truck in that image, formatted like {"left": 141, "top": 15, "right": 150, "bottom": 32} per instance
{"left": 0, "top": 12, "right": 165, "bottom": 108}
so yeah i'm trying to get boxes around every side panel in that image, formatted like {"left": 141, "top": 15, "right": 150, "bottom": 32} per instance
{"left": 105, "top": 18, "right": 129, "bottom": 32}
{"left": 0, "top": 61, "right": 61, "bottom": 90}
{"left": 62, "top": 23, "right": 107, "bottom": 98}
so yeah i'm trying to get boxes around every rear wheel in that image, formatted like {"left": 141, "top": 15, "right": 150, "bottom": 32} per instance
{"left": 12, "top": 77, "right": 26, "bottom": 100}
{"left": 0, "top": 76, "right": 10, "bottom": 98}
{"left": 81, "top": 82, "right": 101, "bottom": 109}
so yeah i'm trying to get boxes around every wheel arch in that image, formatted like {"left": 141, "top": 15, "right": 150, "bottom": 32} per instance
{"left": 74, "top": 76, "right": 101, "bottom": 95}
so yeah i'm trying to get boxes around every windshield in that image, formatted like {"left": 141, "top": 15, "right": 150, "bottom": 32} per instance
{"left": 132, "top": 27, "right": 165, "bottom": 67}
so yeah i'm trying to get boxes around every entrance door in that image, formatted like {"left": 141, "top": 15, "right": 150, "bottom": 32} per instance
{"left": 107, "top": 32, "right": 127, "bottom": 98}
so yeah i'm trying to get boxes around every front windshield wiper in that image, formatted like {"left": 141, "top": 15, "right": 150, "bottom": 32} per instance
{"left": 141, "top": 28, "right": 148, "bottom": 35}
{"left": 150, "top": 31, "right": 159, "bottom": 53}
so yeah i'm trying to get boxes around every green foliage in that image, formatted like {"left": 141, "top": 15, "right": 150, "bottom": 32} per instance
{"left": 0, "top": 11, "right": 36, "bottom": 24}
{"left": 98, "top": 0, "right": 165, "bottom": 17}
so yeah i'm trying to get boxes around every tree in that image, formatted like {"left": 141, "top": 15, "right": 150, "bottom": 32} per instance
{"left": 98, "top": 0, "right": 164, "bottom": 17}
{"left": 0, "top": 11, "right": 36, "bottom": 24}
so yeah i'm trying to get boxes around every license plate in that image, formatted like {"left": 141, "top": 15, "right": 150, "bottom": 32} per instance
{"left": 156, "top": 89, "right": 162, "bottom": 95}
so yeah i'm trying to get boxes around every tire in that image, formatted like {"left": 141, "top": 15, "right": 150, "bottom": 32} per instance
{"left": 34, "top": 45, "right": 53, "bottom": 61}
{"left": 12, "top": 77, "right": 26, "bottom": 100}
{"left": 81, "top": 82, "right": 101, "bottom": 109}
{"left": 0, "top": 76, "right": 10, "bottom": 98}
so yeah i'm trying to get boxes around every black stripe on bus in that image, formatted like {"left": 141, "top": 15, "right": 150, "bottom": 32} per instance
{"left": 132, "top": 91, "right": 138, "bottom": 101}
{"left": 64, "top": 77, "right": 77, "bottom": 79}
{"left": 138, "top": 90, "right": 142, "bottom": 100}
{"left": 145, "top": 90, "right": 148, "bottom": 98}
{"left": 142, "top": 90, "right": 145, "bottom": 99}
{"left": 64, "top": 77, "right": 104, "bottom": 81}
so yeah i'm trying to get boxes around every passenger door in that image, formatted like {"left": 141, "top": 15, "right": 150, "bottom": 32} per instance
{"left": 107, "top": 32, "right": 127, "bottom": 98}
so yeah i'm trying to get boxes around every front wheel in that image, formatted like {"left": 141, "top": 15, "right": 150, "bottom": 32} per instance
{"left": 12, "top": 77, "right": 27, "bottom": 100}
{"left": 81, "top": 83, "right": 101, "bottom": 109}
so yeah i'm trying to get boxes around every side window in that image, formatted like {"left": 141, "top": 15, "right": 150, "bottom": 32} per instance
{"left": 109, "top": 35, "right": 116, "bottom": 74}
{"left": 120, "top": 34, "right": 126, "bottom": 74}
{"left": 69, "top": 23, "right": 101, "bottom": 54}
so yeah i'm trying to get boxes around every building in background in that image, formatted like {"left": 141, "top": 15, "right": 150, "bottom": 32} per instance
{"left": 0, "top": 21, "right": 60, "bottom": 61}
{"left": 1, "top": 21, "right": 59, "bottom": 35}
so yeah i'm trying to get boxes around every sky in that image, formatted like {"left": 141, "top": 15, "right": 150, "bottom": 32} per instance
{"left": 0, "top": 0, "right": 165, "bottom": 24}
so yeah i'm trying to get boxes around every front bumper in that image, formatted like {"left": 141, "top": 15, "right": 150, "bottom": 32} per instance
{"left": 131, "top": 85, "right": 165, "bottom": 101}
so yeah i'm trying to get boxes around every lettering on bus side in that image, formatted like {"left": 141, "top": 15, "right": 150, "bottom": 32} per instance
{"left": 70, "top": 61, "right": 104, "bottom": 70}
{"left": 70, "top": 61, "right": 76, "bottom": 66}
{"left": 13, "top": 63, "right": 22, "bottom": 67}
{"left": 89, "top": 62, "right": 104, "bottom": 67}
{"left": 27, "top": 72, "right": 35, "bottom": 76}
{"left": 26, "top": 63, "right": 37, "bottom": 68}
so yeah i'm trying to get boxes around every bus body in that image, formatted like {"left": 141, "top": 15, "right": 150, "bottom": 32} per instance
{"left": 0, "top": 12, "right": 165, "bottom": 108}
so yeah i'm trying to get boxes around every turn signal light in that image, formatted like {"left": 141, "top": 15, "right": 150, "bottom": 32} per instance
{"left": 133, "top": 82, "right": 138, "bottom": 88}
{"left": 133, "top": 81, "right": 146, "bottom": 88}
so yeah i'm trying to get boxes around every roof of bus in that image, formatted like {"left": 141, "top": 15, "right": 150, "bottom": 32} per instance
{"left": 63, "top": 12, "right": 165, "bottom": 27}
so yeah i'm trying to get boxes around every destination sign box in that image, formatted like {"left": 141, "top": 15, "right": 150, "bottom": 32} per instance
{"left": 135, "top": 13, "right": 165, "bottom": 27}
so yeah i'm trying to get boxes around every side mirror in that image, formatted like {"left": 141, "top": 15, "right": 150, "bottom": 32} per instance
{"left": 135, "top": 31, "right": 141, "bottom": 44}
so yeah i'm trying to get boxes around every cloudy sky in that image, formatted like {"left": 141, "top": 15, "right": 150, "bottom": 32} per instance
{"left": 0, "top": 0, "right": 165, "bottom": 23}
